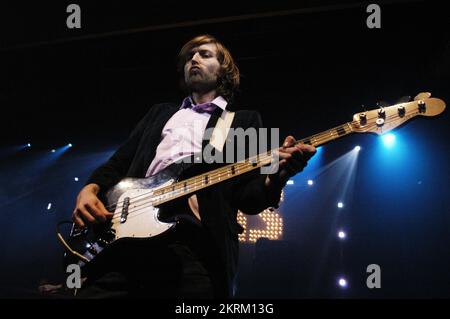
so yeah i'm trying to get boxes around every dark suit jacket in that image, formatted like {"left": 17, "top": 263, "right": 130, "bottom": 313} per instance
{"left": 86, "top": 102, "right": 283, "bottom": 297}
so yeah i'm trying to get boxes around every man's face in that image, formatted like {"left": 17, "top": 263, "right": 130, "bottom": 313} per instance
{"left": 184, "top": 43, "right": 221, "bottom": 94}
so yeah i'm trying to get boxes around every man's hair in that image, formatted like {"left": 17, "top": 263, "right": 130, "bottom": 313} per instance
{"left": 177, "top": 34, "right": 240, "bottom": 102}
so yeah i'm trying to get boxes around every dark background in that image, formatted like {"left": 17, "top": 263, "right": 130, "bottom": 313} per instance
{"left": 0, "top": 0, "right": 448, "bottom": 298}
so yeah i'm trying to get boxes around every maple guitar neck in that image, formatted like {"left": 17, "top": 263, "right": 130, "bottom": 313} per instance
{"left": 151, "top": 93, "right": 446, "bottom": 206}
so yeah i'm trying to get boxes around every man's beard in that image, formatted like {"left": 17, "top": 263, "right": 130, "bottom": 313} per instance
{"left": 185, "top": 71, "right": 218, "bottom": 94}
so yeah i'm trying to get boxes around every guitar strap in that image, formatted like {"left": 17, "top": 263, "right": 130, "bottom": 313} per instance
{"left": 209, "top": 109, "right": 235, "bottom": 153}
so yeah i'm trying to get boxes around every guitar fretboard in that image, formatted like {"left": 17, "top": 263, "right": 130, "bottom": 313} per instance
{"left": 151, "top": 121, "right": 354, "bottom": 206}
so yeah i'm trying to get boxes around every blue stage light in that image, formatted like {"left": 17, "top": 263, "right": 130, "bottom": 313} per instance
{"left": 338, "top": 277, "right": 348, "bottom": 288}
{"left": 307, "top": 179, "right": 314, "bottom": 186}
{"left": 382, "top": 133, "right": 396, "bottom": 148}
{"left": 337, "top": 202, "right": 344, "bottom": 208}
{"left": 354, "top": 145, "right": 361, "bottom": 152}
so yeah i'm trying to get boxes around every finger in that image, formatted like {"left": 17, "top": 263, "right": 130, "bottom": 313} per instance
{"left": 297, "top": 144, "right": 317, "bottom": 158}
{"left": 281, "top": 144, "right": 304, "bottom": 156}
{"left": 72, "top": 210, "right": 86, "bottom": 227}
{"left": 290, "top": 146, "right": 304, "bottom": 160}
{"left": 97, "top": 200, "right": 114, "bottom": 219}
{"left": 282, "top": 136, "right": 296, "bottom": 148}
{"left": 78, "top": 207, "right": 97, "bottom": 224}
{"left": 275, "top": 146, "right": 294, "bottom": 158}
{"left": 277, "top": 150, "right": 293, "bottom": 161}
{"left": 85, "top": 204, "right": 106, "bottom": 222}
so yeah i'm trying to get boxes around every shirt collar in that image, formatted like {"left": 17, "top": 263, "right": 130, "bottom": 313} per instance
{"left": 180, "top": 95, "right": 228, "bottom": 111}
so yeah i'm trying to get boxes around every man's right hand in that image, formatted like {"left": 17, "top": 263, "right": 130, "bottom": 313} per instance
{"left": 72, "top": 183, "right": 114, "bottom": 227}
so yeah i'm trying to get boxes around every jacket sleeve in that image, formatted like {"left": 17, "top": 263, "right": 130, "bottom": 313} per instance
{"left": 85, "top": 105, "right": 160, "bottom": 191}
{"left": 231, "top": 111, "right": 283, "bottom": 215}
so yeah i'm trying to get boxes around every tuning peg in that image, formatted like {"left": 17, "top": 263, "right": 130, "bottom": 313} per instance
{"left": 418, "top": 100, "right": 426, "bottom": 113}
{"left": 397, "top": 104, "right": 406, "bottom": 117}
{"left": 359, "top": 112, "right": 367, "bottom": 125}
{"left": 376, "top": 101, "right": 386, "bottom": 119}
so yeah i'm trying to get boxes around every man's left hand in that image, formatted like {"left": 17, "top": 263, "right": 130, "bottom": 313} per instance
{"left": 268, "top": 135, "right": 317, "bottom": 186}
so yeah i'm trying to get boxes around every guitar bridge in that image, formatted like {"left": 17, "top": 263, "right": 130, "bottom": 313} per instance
{"left": 120, "top": 197, "right": 130, "bottom": 223}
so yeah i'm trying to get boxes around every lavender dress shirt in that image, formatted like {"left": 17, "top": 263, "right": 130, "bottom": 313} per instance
{"left": 145, "top": 96, "right": 227, "bottom": 177}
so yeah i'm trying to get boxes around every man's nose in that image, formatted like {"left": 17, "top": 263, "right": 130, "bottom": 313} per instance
{"left": 191, "top": 52, "right": 201, "bottom": 64}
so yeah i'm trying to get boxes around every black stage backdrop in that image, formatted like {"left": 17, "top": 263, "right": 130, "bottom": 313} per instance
{"left": 0, "top": 0, "right": 449, "bottom": 302}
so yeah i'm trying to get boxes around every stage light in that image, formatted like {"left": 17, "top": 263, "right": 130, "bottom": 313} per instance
{"left": 338, "top": 278, "right": 348, "bottom": 288}
{"left": 286, "top": 180, "right": 294, "bottom": 185}
{"left": 337, "top": 202, "right": 344, "bottom": 208}
{"left": 74, "top": 177, "right": 79, "bottom": 182}
{"left": 51, "top": 149, "right": 56, "bottom": 153}
{"left": 27, "top": 143, "right": 31, "bottom": 148}
{"left": 354, "top": 145, "right": 361, "bottom": 152}
{"left": 47, "top": 203, "right": 52, "bottom": 210}
{"left": 338, "top": 230, "right": 346, "bottom": 239}
{"left": 382, "top": 133, "right": 396, "bottom": 147}
{"left": 68, "top": 143, "right": 73, "bottom": 148}
{"left": 307, "top": 179, "right": 314, "bottom": 186}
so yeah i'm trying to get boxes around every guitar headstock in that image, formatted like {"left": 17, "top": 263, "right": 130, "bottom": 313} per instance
{"left": 351, "top": 92, "right": 446, "bottom": 135}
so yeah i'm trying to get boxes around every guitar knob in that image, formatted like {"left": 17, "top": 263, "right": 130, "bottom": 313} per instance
{"left": 378, "top": 107, "right": 386, "bottom": 119}
{"left": 418, "top": 100, "right": 426, "bottom": 113}
{"left": 397, "top": 105, "right": 405, "bottom": 117}
{"left": 359, "top": 113, "right": 367, "bottom": 125}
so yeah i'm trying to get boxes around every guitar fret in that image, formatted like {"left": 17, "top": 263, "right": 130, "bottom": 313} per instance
{"left": 347, "top": 122, "right": 353, "bottom": 132}
{"left": 336, "top": 126, "right": 346, "bottom": 136}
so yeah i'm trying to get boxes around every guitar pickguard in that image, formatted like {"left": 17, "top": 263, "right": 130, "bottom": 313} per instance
{"left": 110, "top": 183, "right": 176, "bottom": 239}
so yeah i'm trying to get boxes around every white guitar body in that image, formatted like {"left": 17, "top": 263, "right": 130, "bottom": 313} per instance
{"left": 110, "top": 182, "right": 176, "bottom": 240}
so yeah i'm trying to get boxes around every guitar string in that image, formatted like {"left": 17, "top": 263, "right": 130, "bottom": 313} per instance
{"left": 108, "top": 110, "right": 420, "bottom": 223}
{"left": 109, "top": 157, "right": 271, "bottom": 222}
{"left": 104, "top": 108, "right": 420, "bottom": 220}
{"left": 105, "top": 119, "right": 360, "bottom": 213}
{"left": 106, "top": 108, "right": 420, "bottom": 220}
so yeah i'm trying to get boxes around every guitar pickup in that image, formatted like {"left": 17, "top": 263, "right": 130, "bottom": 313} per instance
{"left": 120, "top": 197, "right": 130, "bottom": 223}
